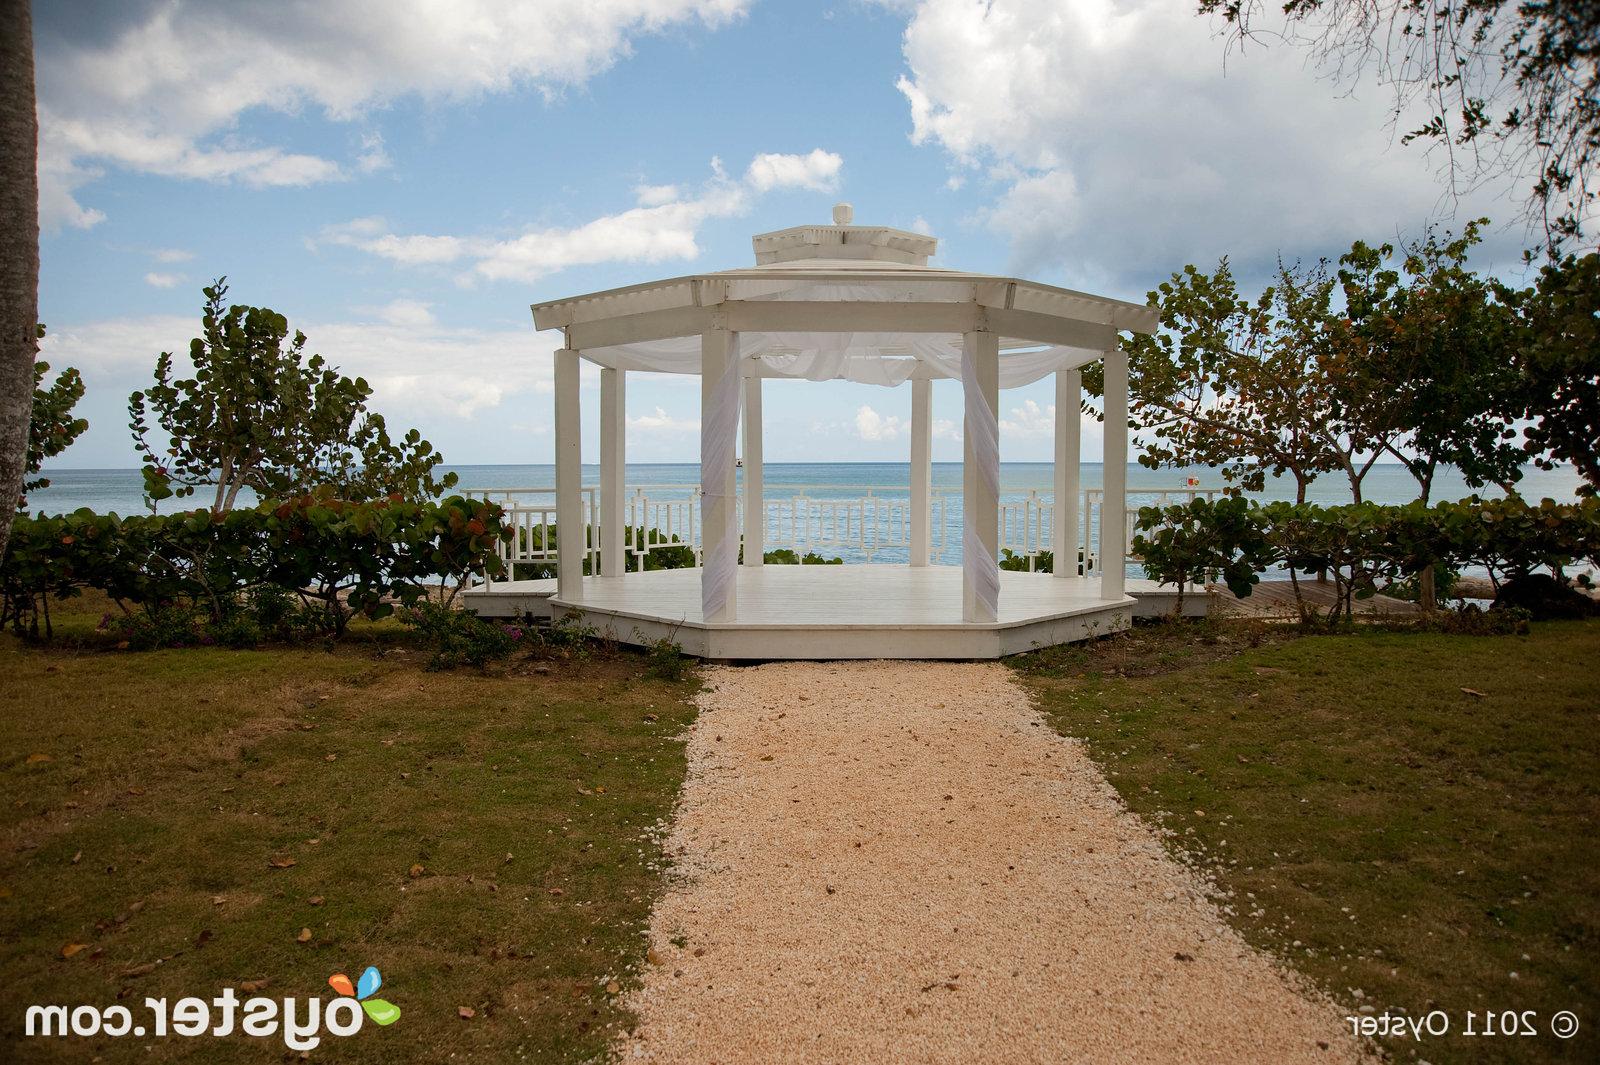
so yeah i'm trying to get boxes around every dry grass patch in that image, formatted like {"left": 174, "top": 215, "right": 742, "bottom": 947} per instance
{"left": 1017, "top": 620, "right": 1600, "bottom": 1065}
{"left": 0, "top": 614, "right": 698, "bottom": 1063}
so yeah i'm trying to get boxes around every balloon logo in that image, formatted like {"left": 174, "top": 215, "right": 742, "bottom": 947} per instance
{"left": 328, "top": 966, "right": 401, "bottom": 1026}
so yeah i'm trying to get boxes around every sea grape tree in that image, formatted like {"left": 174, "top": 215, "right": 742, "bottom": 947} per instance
{"left": 130, "top": 279, "right": 457, "bottom": 513}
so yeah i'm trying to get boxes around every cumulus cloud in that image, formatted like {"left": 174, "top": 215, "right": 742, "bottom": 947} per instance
{"left": 360, "top": 299, "right": 437, "bottom": 327}
{"left": 150, "top": 248, "right": 195, "bottom": 264}
{"left": 855, "top": 404, "right": 906, "bottom": 442}
{"left": 143, "top": 272, "right": 183, "bottom": 289}
{"left": 999, "top": 398, "right": 1055, "bottom": 438}
{"left": 34, "top": 0, "right": 750, "bottom": 227}
{"left": 744, "top": 149, "right": 843, "bottom": 192}
{"left": 315, "top": 150, "right": 843, "bottom": 283}
{"left": 629, "top": 406, "right": 700, "bottom": 436}
{"left": 890, "top": 0, "right": 1513, "bottom": 287}
{"left": 634, "top": 183, "right": 682, "bottom": 207}
{"left": 355, "top": 132, "right": 391, "bottom": 175}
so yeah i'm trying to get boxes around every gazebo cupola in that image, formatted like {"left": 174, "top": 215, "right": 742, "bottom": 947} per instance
{"left": 751, "top": 203, "right": 937, "bottom": 265}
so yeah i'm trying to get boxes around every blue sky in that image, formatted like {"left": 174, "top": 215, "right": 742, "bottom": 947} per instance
{"left": 35, "top": 0, "right": 1538, "bottom": 470}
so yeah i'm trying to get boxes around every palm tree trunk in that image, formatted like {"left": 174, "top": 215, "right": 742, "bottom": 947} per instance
{"left": 0, "top": 0, "right": 40, "bottom": 559}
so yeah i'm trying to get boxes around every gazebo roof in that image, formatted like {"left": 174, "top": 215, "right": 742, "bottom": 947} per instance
{"left": 530, "top": 205, "right": 1156, "bottom": 388}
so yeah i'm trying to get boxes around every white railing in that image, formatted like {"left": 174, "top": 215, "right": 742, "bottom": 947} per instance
{"left": 464, "top": 483, "right": 1224, "bottom": 583}
{"left": 763, "top": 484, "right": 955, "bottom": 562}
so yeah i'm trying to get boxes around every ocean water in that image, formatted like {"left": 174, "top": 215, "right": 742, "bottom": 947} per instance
{"left": 28, "top": 461, "right": 1588, "bottom": 518}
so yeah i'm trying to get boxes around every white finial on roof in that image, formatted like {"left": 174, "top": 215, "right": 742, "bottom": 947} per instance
{"left": 832, "top": 202, "right": 854, "bottom": 225}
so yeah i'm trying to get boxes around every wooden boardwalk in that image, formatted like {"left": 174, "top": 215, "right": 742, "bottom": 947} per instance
{"left": 1206, "top": 578, "right": 1418, "bottom": 619}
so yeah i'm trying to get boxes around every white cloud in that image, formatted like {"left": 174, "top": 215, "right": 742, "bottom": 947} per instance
{"left": 635, "top": 183, "right": 682, "bottom": 207}
{"left": 854, "top": 404, "right": 905, "bottom": 442}
{"left": 999, "top": 398, "right": 1055, "bottom": 437}
{"left": 150, "top": 248, "right": 194, "bottom": 263}
{"left": 932, "top": 418, "right": 960, "bottom": 442}
{"left": 744, "top": 149, "right": 843, "bottom": 193}
{"left": 143, "top": 272, "right": 183, "bottom": 289}
{"left": 38, "top": 312, "right": 559, "bottom": 425}
{"left": 39, "top": 154, "right": 106, "bottom": 230}
{"left": 629, "top": 406, "right": 700, "bottom": 436}
{"left": 890, "top": 0, "right": 1514, "bottom": 285}
{"left": 34, "top": 0, "right": 751, "bottom": 227}
{"left": 317, "top": 150, "right": 842, "bottom": 283}
{"left": 356, "top": 132, "right": 391, "bottom": 174}
{"left": 360, "top": 299, "right": 436, "bottom": 327}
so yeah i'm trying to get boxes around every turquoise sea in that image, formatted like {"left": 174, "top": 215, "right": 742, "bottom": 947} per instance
{"left": 28, "top": 461, "right": 1587, "bottom": 518}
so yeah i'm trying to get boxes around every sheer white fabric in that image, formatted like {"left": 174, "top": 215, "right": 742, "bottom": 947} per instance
{"left": 961, "top": 341, "right": 1000, "bottom": 620}
{"left": 592, "top": 332, "right": 1101, "bottom": 389}
{"left": 700, "top": 334, "right": 742, "bottom": 620}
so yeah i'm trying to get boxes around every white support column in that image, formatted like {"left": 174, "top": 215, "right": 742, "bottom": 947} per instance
{"left": 1053, "top": 368, "right": 1081, "bottom": 578}
{"left": 910, "top": 377, "right": 932, "bottom": 567}
{"left": 1100, "top": 346, "right": 1129, "bottom": 600}
{"left": 600, "top": 367, "right": 625, "bottom": 576}
{"left": 742, "top": 374, "right": 764, "bottom": 566}
{"left": 554, "top": 347, "right": 583, "bottom": 601}
{"left": 700, "top": 325, "right": 741, "bottom": 622}
{"left": 961, "top": 327, "right": 1000, "bottom": 623}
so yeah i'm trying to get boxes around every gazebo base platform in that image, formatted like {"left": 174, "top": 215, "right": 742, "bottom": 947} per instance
{"left": 462, "top": 565, "right": 1134, "bottom": 660}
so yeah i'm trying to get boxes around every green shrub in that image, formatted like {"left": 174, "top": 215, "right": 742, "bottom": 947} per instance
{"left": 1404, "top": 603, "right": 1532, "bottom": 636}
{"left": 244, "top": 585, "right": 331, "bottom": 642}
{"left": 638, "top": 626, "right": 690, "bottom": 680}
{"left": 1133, "top": 494, "right": 1600, "bottom": 630}
{"left": 761, "top": 548, "right": 844, "bottom": 565}
{"left": 207, "top": 609, "right": 264, "bottom": 650}
{"left": 1133, "top": 496, "right": 1266, "bottom": 613}
{"left": 541, "top": 610, "right": 599, "bottom": 657}
{"left": 106, "top": 604, "right": 206, "bottom": 651}
{"left": 1, "top": 494, "right": 510, "bottom": 642}
{"left": 999, "top": 548, "right": 1052, "bottom": 572}
{"left": 401, "top": 602, "right": 521, "bottom": 670}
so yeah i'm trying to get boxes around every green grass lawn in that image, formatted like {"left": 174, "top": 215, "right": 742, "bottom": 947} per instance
{"left": 1017, "top": 620, "right": 1600, "bottom": 1065}
{"left": 0, "top": 608, "right": 699, "bottom": 1063}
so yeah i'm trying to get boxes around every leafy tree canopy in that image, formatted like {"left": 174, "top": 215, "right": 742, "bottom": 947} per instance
{"left": 1516, "top": 250, "right": 1600, "bottom": 493}
{"left": 1100, "top": 220, "right": 1538, "bottom": 508}
{"left": 1089, "top": 256, "right": 1363, "bottom": 503}
{"left": 22, "top": 327, "right": 87, "bottom": 507}
{"left": 130, "top": 279, "right": 457, "bottom": 513}
{"left": 1336, "top": 219, "right": 1528, "bottom": 502}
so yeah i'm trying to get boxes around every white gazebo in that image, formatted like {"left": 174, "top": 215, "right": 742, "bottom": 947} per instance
{"left": 480, "top": 205, "right": 1155, "bottom": 659}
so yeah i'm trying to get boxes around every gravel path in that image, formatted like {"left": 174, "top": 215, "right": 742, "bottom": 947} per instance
{"left": 621, "top": 661, "right": 1368, "bottom": 1064}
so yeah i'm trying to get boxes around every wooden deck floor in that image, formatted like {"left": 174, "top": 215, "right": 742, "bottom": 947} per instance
{"left": 466, "top": 565, "right": 1134, "bottom": 659}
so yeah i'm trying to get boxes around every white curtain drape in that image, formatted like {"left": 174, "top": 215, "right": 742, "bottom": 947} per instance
{"left": 593, "top": 332, "right": 1098, "bottom": 389}
{"left": 961, "top": 341, "right": 1000, "bottom": 621}
{"left": 700, "top": 334, "right": 742, "bottom": 620}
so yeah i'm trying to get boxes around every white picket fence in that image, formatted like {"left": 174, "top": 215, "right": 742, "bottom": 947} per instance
{"left": 464, "top": 483, "right": 1223, "bottom": 584}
